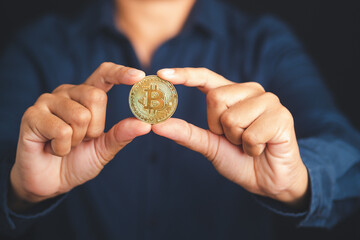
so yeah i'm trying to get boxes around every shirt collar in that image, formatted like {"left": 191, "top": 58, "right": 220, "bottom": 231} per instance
{"left": 88, "top": 0, "right": 227, "bottom": 39}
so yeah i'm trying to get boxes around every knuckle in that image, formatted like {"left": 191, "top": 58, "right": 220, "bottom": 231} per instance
{"left": 247, "top": 82, "right": 265, "bottom": 93}
{"left": 198, "top": 67, "right": 210, "bottom": 73}
{"left": 198, "top": 67, "right": 213, "bottom": 78}
{"left": 74, "top": 108, "right": 92, "bottom": 125}
{"left": 206, "top": 89, "right": 224, "bottom": 107}
{"left": 99, "top": 62, "right": 111, "bottom": 69}
{"left": 22, "top": 106, "right": 38, "bottom": 123}
{"left": 53, "top": 84, "right": 73, "bottom": 93}
{"left": 220, "top": 111, "right": 236, "bottom": 129}
{"left": 57, "top": 125, "right": 73, "bottom": 139}
{"left": 86, "top": 88, "right": 107, "bottom": 104}
{"left": 279, "top": 107, "right": 294, "bottom": 126}
{"left": 37, "top": 93, "right": 53, "bottom": 103}
{"left": 263, "top": 92, "right": 280, "bottom": 104}
{"left": 182, "top": 67, "right": 193, "bottom": 78}
{"left": 242, "top": 130, "right": 258, "bottom": 146}
{"left": 99, "top": 62, "right": 113, "bottom": 74}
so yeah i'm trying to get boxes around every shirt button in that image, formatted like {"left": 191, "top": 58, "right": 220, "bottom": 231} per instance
{"left": 150, "top": 152, "right": 157, "bottom": 164}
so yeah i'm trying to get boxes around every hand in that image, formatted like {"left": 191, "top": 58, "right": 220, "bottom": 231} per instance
{"left": 9, "top": 63, "right": 151, "bottom": 210}
{"left": 154, "top": 68, "right": 309, "bottom": 208}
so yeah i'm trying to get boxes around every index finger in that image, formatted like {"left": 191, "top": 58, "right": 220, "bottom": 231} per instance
{"left": 85, "top": 62, "right": 145, "bottom": 92}
{"left": 157, "top": 67, "right": 233, "bottom": 94}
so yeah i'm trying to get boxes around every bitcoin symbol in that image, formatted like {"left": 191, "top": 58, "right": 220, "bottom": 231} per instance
{"left": 138, "top": 84, "right": 164, "bottom": 113}
{"left": 129, "top": 75, "right": 178, "bottom": 124}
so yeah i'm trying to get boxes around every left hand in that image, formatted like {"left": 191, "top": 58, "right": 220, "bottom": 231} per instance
{"left": 153, "top": 67, "right": 309, "bottom": 208}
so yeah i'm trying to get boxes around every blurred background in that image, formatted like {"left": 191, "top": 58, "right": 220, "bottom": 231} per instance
{"left": 0, "top": 0, "right": 359, "bottom": 130}
{"left": 0, "top": 0, "right": 359, "bottom": 238}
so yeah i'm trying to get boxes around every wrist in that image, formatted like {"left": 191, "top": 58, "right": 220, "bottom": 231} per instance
{"left": 8, "top": 166, "right": 46, "bottom": 212}
{"left": 7, "top": 181, "right": 36, "bottom": 213}
{"left": 276, "top": 162, "right": 310, "bottom": 210}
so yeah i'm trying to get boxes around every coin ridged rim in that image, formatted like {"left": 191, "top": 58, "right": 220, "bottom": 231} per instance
{"left": 129, "top": 75, "right": 178, "bottom": 124}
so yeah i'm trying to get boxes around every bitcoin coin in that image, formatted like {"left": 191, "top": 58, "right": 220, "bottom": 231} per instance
{"left": 129, "top": 75, "right": 178, "bottom": 124}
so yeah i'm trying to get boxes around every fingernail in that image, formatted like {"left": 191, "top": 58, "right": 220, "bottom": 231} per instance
{"left": 159, "top": 68, "right": 175, "bottom": 77}
{"left": 128, "top": 68, "right": 144, "bottom": 76}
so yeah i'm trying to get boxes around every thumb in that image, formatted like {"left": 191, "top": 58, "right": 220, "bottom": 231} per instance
{"left": 151, "top": 118, "right": 220, "bottom": 161}
{"left": 152, "top": 118, "right": 257, "bottom": 192}
{"left": 94, "top": 117, "right": 151, "bottom": 164}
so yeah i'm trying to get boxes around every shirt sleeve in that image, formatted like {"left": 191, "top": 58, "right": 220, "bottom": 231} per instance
{"left": 0, "top": 34, "right": 67, "bottom": 237}
{"left": 245, "top": 16, "right": 360, "bottom": 228}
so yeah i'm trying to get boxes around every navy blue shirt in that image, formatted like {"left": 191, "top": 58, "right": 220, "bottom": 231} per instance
{"left": 1, "top": 0, "right": 360, "bottom": 239}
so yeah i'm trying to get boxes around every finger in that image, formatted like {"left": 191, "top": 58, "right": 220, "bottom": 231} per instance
{"left": 242, "top": 107, "right": 294, "bottom": 157}
{"left": 152, "top": 118, "right": 258, "bottom": 189}
{"left": 36, "top": 93, "right": 91, "bottom": 147}
{"left": 84, "top": 62, "right": 145, "bottom": 92}
{"left": 158, "top": 68, "right": 265, "bottom": 134}
{"left": 220, "top": 92, "right": 280, "bottom": 145}
{"left": 66, "top": 85, "right": 107, "bottom": 138}
{"left": 152, "top": 118, "right": 220, "bottom": 161}
{"left": 206, "top": 83, "right": 265, "bottom": 134}
{"left": 157, "top": 67, "right": 233, "bottom": 93}
{"left": 93, "top": 118, "right": 151, "bottom": 166}
{"left": 22, "top": 106, "right": 72, "bottom": 157}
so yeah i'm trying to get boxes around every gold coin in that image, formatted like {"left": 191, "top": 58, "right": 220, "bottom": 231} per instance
{"left": 129, "top": 75, "right": 178, "bottom": 124}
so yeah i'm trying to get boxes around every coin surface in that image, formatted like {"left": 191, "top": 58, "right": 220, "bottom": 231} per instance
{"left": 129, "top": 75, "right": 178, "bottom": 124}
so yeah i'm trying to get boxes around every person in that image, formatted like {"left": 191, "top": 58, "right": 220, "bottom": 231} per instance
{"left": 0, "top": 0, "right": 359, "bottom": 239}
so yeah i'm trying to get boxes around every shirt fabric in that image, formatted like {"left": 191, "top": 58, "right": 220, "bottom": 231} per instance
{"left": 0, "top": 0, "right": 360, "bottom": 239}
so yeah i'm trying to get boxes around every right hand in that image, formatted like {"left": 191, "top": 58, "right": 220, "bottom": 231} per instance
{"left": 9, "top": 63, "right": 151, "bottom": 210}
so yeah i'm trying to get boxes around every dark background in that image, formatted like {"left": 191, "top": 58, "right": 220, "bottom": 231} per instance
{"left": 0, "top": 0, "right": 359, "bottom": 238}
{"left": 0, "top": 0, "right": 359, "bottom": 130}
